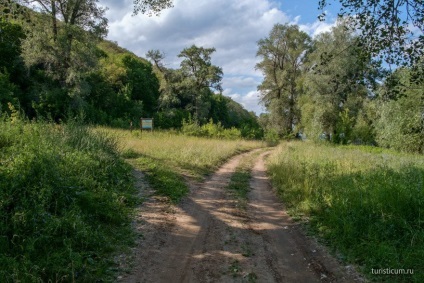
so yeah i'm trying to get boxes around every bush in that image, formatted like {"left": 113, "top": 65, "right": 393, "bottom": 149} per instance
{"left": 263, "top": 129, "right": 280, "bottom": 146}
{"left": 181, "top": 118, "right": 242, "bottom": 140}
{"left": 0, "top": 119, "right": 136, "bottom": 282}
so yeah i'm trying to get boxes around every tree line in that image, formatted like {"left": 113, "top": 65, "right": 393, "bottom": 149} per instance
{"left": 1, "top": 1, "right": 422, "bottom": 150}
{"left": 256, "top": 21, "right": 423, "bottom": 153}
{"left": 0, "top": 1, "right": 261, "bottom": 138}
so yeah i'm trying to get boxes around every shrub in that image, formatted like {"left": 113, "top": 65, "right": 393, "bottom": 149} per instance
{"left": 263, "top": 129, "right": 280, "bottom": 146}
{"left": 181, "top": 118, "right": 242, "bottom": 140}
{"left": 0, "top": 119, "right": 136, "bottom": 282}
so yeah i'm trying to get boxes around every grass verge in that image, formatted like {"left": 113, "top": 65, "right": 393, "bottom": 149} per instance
{"left": 0, "top": 119, "right": 137, "bottom": 282}
{"left": 267, "top": 142, "right": 424, "bottom": 282}
{"left": 130, "top": 156, "right": 188, "bottom": 203}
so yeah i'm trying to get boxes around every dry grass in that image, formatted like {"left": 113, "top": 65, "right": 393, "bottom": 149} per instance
{"left": 96, "top": 127, "right": 265, "bottom": 178}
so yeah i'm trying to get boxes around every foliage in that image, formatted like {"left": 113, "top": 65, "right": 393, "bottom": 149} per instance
{"left": 300, "top": 22, "right": 376, "bottom": 144}
{"left": 20, "top": 0, "right": 108, "bottom": 87}
{"left": 0, "top": 72, "right": 18, "bottom": 113}
{"left": 319, "top": 0, "right": 424, "bottom": 66}
{"left": 133, "top": 0, "right": 173, "bottom": 15}
{"left": 374, "top": 66, "right": 424, "bottom": 153}
{"left": 263, "top": 129, "right": 280, "bottom": 146}
{"left": 268, "top": 142, "right": 424, "bottom": 282}
{"left": 176, "top": 45, "right": 223, "bottom": 122}
{"left": 256, "top": 24, "right": 311, "bottom": 136}
{"left": 0, "top": 20, "right": 25, "bottom": 75}
{"left": 146, "top": 49, "right": 261, "bottom": 135}
{"left": 0, "top": 119, "right": 136, "bottom": 282}
{"left": 181, "top": 118, "right": 242, "bottom": 140}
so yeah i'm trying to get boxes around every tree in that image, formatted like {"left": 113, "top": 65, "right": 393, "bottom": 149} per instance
{"left": 0, "top": 20, "right": 25, "bottom": 79}
{"left": 319, "top": 0, "right": 424, "bottom": 66}
{"left": 300, "top": 22, "right": 377, "bottom": 143}
{"left": 121, "top": 54, "right": 160, "bottom": 115}
{"left": 20, "top": 0, "right": 108, "bottom": 88}
{"left": 256, "top": 24, "right": 311, "bottom": 136}
{"left": 146, "top": 49, "right": 165, "bottom": 72}
{"left": 133, "top": 0, "right": 173, "bottom": 15}
{"left": 373, "top": 64, "right": 424, "bottom": 153}
{"left": 177, "top": 45, "right": 223, "bottom": 121}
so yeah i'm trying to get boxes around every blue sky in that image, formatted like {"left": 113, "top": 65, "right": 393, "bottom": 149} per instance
{"left": 98, "top": 0, "right": 342, "bottom": 114}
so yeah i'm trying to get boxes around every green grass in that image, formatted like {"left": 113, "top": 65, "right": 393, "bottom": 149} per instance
{"left": 98, "top": 127, "right": 264, "bottom": 202}
{"left": 131, "top": 156, "right": 188, "bottom": 203}
{"left": 227, "top": 150, "right": 264, "bottom": 210}
{"left": 0, "top": 119, "right": 137, "bottom": 282}
{"left": 267, "top": 141, "right": 424, "bottom": 282}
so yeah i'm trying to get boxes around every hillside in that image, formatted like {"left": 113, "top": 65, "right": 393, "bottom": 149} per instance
{"left": 0, "top": 2, "right": 262, "bottom": 137}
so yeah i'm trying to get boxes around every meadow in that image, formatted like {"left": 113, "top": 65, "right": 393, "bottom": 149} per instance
{"left": 98, "top": 127, "right": 265, "bottom": 202}
{"left": 267, "top": 142, "right": 424, "bottom": 282}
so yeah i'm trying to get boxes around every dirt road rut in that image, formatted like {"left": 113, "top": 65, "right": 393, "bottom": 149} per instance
{"left": 121, "top": 150, "right": 359, "bottom": 283}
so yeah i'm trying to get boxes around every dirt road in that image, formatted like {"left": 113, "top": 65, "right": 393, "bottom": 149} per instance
{"left": 120, "top": 150, "right": 361, "bottom": 283}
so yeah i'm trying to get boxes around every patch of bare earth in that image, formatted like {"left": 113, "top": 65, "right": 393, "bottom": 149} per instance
{"left": 119, "top": 150, "right": 363, "bottom": 283}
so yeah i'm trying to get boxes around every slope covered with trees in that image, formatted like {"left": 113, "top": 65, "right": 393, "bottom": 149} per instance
{"left": 0, "top": 1, "right": 261, "bottom": 137}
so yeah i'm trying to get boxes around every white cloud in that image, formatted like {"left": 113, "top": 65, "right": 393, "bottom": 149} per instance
{"left": 299, "top": 20, "right": 334, "bottom": 37}
{"left": 227, "top": 90, "right": 264, "bottom": 115}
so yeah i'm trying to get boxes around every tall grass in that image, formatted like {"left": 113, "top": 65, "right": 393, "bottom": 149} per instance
{"left": 0, "top": 119, "right": 136, "bottom": 282}
{"left": 267, "top": 142, "right": 424, "bottom": 282}
{"left": 99, "top": 128, "right": 264, "bottom": 177}
{"left": 96, "top": 127, "right": 264, "bottom": 202}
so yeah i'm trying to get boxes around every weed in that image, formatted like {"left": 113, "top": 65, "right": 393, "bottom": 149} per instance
{"left": 267, "top": 142, "right": 424, "bottom": 282}
{"left": 0, "top": 119, "right": 136, "bottom": 282}
{"left": 227, "top": 150, "right": 264, "bottom": 209}
{"left": 246, "top": 272, "right": 258, "bottom": 282}
{"left": 241, "top": 243, "right": 254, "bottom": 257}
{"left": 98, "top": 127, "right": 264, "bottom": 179}
{"left": 229, "top": 260, "right": 242, "bottom": 277}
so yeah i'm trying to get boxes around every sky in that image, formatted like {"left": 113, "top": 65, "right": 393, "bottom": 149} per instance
{"left": 98, "top": 0, "right": 342, "bottom": 114}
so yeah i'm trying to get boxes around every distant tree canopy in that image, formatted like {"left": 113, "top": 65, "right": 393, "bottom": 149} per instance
{"left": 146, "top": 46, "right": 261, "bottom": 137}
{"left": 319, "top": 0, "right": 424, "bottom": 66}
{"left": 0, "top": 3, "right": 261, "bottom": 138}
{"left": 133, "top": 0, "right": 173, "bottom": 15}
{"left": 256, "top": 24, "right": 311, "bottom": 136}
{"left": 258, "top": 22, "right": 423, "bottom": 153}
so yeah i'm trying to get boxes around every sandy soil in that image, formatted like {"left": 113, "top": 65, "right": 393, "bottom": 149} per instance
{"left": 119, "top": 150, "right": 363, "bottom": 283}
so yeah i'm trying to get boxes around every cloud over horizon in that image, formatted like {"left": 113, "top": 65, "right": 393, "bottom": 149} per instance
{"left": 99, "top": 0, "right": 337, "bottom": 114}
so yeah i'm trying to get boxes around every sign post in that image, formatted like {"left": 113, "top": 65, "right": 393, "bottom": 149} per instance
{"left": 141, "top": 118, "right": 154, "bottom": 133}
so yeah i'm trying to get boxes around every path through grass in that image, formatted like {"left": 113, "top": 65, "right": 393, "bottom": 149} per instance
{"left": 97, "top": 127, "right": 264, "bottom": 202}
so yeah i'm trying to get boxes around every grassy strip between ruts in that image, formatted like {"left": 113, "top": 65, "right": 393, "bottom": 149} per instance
{"left": 98, "top": 127, "right": 265, "bottom": 203}
{"left": 0, "top": 119, "right": 137, "bottom": 282}
{"left": 267, "top": 141, "right": 424, "bottom": 283}
{"left": 227, "top": 149, "right": 265, "bottom": 210}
